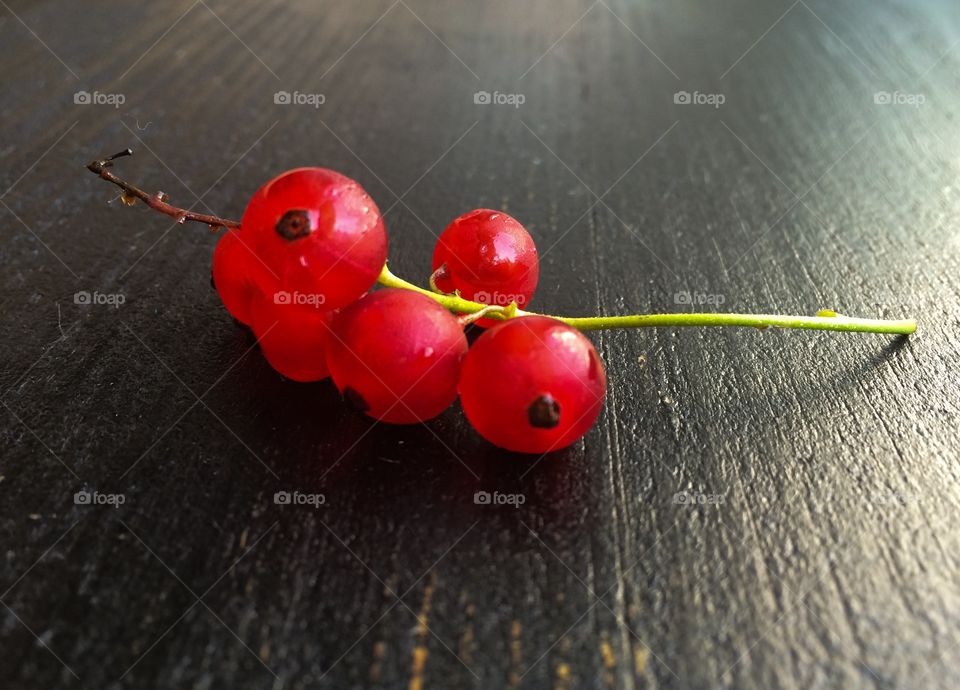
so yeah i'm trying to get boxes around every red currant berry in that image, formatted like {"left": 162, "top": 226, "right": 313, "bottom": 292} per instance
{"left": 432, "top": 209, "right": 539, "bottom": 316}
{"left": 241, "top": 168, "right": 387, "bottom": 311}
{"left": 325, "top": 289, "right": 468, "bottom": 424}
{"left": 212, "top": 229, "right": 274, "bottom": 325}
{"left": 459, "top": 316, "right": 606, "bottom": 453}
{"left": 250, "top": 293, "right": 334, "bottom": 382}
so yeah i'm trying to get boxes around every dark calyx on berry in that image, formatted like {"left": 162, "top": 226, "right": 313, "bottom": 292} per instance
{"left": 275, "top": 209, "right": 312, "bottom": 240}
{"left": 527, "top": 394, "right": 561, "bottom": 429}
{"left": 343, "top": 386, "right": 370, "bottom": 412}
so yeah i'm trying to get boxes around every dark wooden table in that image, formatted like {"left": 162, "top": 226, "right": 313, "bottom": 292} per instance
{"left": 2, "top": 1, "right": 958, "bottom": 688}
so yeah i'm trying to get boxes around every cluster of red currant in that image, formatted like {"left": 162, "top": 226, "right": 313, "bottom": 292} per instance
{"left": 86, "top": 150, "right": 916, "bottom": 456}
{"left": 211, "top": 168, "right": 603, "bottom": 454}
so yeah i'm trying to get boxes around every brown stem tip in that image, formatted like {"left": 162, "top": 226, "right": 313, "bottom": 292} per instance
{"left": 85, "top": 148, "right": 241, "bottom": 230}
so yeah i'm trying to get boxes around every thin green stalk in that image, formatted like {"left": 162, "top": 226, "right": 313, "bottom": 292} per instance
{"left": 377, "top": 264, "right": 917, "bottom": 335}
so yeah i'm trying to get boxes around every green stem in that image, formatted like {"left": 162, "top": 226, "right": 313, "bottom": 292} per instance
{"left": 378, "top": 263, "right": 510, "bottom": 313}
{"left": 377, "top": 264, "right": 917, "bottom": 335}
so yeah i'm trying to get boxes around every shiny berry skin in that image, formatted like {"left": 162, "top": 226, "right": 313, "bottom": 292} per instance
{"left": 241, "top": 168, "right": 387, "bottom": 311}
{"left": 212, "top": 229, "right": 274, "bottom": 325}
{"left": 432, "top": 209, "right": 539, "bottom": 314}
{"left": 325, "top": 289, "right": 468, "bottom": 424}
{"left": 459, "top": 316, "right": 606, "bottom": 453}
{"left": 250, "top": 293, "right": 334, "bottom": 382}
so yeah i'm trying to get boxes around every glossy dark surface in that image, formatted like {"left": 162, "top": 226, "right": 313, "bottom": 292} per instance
{"left": 1, "top": 1, "right": 958, "bottom": 688}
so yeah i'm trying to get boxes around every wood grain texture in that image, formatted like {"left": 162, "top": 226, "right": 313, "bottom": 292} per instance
{"left": 1, "top": 0, "right": 958, "bottom": 688}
